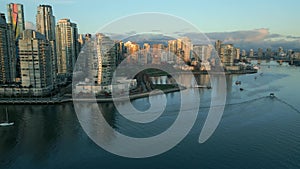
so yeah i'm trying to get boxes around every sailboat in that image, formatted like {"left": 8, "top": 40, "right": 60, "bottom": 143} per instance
{"left": 0, "top": 108, "right": 14, "bottom": 127}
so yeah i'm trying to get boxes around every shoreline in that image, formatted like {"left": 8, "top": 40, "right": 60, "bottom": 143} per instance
{"left": 0, "top": 69, "right": 258, "bottom": 105}
{"left": 191, "top": 69, "right": 258, "bottom": 75}
{"left": 147, "top": 69, "right": 258, "bottom": 77}
{"left": 0, "top": 87, "right": 182, "bottom": 105}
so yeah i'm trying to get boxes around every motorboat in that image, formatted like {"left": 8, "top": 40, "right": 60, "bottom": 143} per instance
{"left": 194, "top": 85, "right": 212, "bottom": 89}
{"left": 235, "top": 81, "right": 241, "bottom": 85}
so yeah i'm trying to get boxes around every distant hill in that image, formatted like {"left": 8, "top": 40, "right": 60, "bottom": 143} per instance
{"left": 122, "top": 34, "right": 174, "bottom": 46}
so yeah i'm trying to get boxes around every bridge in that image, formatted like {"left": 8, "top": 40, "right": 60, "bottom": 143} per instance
{"left": 249, "top": 57, "right": 300, "bottom": 66}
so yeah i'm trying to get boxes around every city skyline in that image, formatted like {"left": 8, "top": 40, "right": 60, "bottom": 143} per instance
{"left": 0, "top": 2, "right": 80, "bottom": 96}
{"left": 0, "top": 1, "right": 299, "bottom": 94}
{"left": 0, "top": 0, "right": 299, "bottom": 36}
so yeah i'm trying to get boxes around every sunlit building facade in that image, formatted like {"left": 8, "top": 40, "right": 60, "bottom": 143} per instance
{"left": 7, "top": 3, "right": 25, "bottom": 40}
{"left": 96, "top": 34, "right": 117, "bottom": 85}
{"left": 36, "top": 5, "right": 57, "bottom": 85}
{"left": 56, "top": 18, "right": 79, "bottom": 76}
{"left": 18, "top": 30, "right": 53, "bottom": 95}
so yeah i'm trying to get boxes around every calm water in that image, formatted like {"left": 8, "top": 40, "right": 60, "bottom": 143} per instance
{"left": 1, "top": 61, "right": 300, "bottom": 169}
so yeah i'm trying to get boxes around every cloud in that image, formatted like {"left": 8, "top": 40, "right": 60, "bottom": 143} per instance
{"left": 266, "top": 33, "right": 283, "bottom": 39}
{"left": 180, "top": 29, "right": 300, "bottom": 50}
{"left": 101, "top": 28, "right": 300, "bottom": 50}
{"left": 286, "top": 35, "right": 300, "bottom": 40}
{"left": 103, "top": 33, "right": 126, "bottom": 40}
{"left": 205, "top": 28, "right": 270, "bottom": 42}
{"left": 25, "top": 21, "right": 36, "bottom": 30}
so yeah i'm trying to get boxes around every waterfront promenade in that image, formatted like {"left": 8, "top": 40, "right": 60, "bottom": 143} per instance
{"left": 0, "top": 68, "right": 257, "bottom": 105}
{"left": 0, "top": 87, "right": 182, "bottom": 105}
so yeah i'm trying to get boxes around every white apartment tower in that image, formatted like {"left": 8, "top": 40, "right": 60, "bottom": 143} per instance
{"left": 56, "top": 18, "right": 79, "bottom": 76}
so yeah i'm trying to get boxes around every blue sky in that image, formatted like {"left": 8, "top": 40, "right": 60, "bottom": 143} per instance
{"left": 1, "top": 0, "right": 299, "bottom": 36}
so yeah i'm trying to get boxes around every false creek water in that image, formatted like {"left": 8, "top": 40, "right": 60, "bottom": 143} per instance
{"left": 1, "top": 61, "right": 300, "bottom": 169}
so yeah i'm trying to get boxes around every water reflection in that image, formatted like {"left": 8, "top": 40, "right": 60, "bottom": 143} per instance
{"left": 193, "top": 74, "right": 211, "bottom": 87}
{"left": 0, "top": 74, "right": 227, "bottom": 149}
{"left": 151, "top": 73, "right": 225, "bottom": 89}
{"left": 75, "top": 102, "right": 117, "bottom": 144}
{"left": 0, "top": 104, "right": 85, "bottom": 167}
{"left": 151, "top": 76, "right": 168, "bottom": 84}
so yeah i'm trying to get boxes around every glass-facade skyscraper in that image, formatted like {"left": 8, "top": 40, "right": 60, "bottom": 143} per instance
{"left": 7, "top": 3, "right": 25, "bottom": 40}
{"left": 0, "top": 13, "right": 16, "bottom": 84}
{"left": 36, "top": 5, "right": 57, "bottom": 86}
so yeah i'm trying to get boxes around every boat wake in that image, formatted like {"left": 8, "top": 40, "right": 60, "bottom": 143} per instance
{"left": 201, "top": 95, "right": 300, "bottom": 115}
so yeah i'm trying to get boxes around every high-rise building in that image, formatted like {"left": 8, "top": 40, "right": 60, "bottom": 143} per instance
{"left": 287, "top": 49, "right": 293, "bottom": 58}
{"left": 7, "top": 3, "right": 25, "bottom": 40}
{"left": 178, "top": 37, "right": 192, "bottom": 63}
{"left": 36, "top": 5, "right": 56, "bottom": 41}
{"left": 151, "top": 44, "right": 164, "bottom": 64}
{"left": 235, "top": 48, "right": 240, "bottom": 60}
{"left": 7, "top": 4, "right": 24, "bottom": 80}
{"left": 168, "top": 38, "right": 192, "bottom": 63}
{"left": 76, "top": 33, "right": 92, "bottom": 76}
{"left": 219, "top": 44, "right": 236, "bottom": 66}
{"left": 215, "top": 40, "right": 222, "bottom": 56}
{"left": 56, "top": 18, "right": 79, "bottom": 76}
{"left": 278, "top": 47, "right": 284, "bottom": 53}
{"left": 96, "top": 33, "right": 116, "bottom": 85}
{"left": 278, "top": 47, "right": 286, "bottom": 57}
{"left": 78, "top": 34, "right": 85, "bottom": 51}
{"left": 141, "top": 43, "right": 150, "bottom": 64}
{"left": 36, "top": 5, "right": 57, "bottom": 85}
{"left": 193, "top": 44, "right": 213, "bottom": 62}
{"left": 0, "top": 13, "right": 16, "bottom": 84}
{"left": 241, "top": 50, "right": 247, "bottom": 57}
{"left": 124, "top": 41, "right": 139, "bottom": 63}
{"left": 266, "top": 48, "right": 273, "bottom": 58}
{"left": 168, "top": 40, "right": 177, "bottom": 63}
{"left": 116, "top": 41, "right": 125, "bottom": 64}
{"left": 220, "top": 44, "right": 239, "bottom": 66}
{"left": 18, "top": 29, "right": 53, "bottom": 95}
{"left": 249, "top": 49, "right": 254, "bottom": 57}
{"left": 258, "top": 48, "right": 263, "bottom": 57}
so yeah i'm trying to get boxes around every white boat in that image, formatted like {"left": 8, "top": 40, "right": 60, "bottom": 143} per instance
{"left": 0, "top": 108, "right": 14, "bottom": 127}
{"left": 253, "top": 65, "right": 260, "bottom": 70}
{"left": 194, "top": 85, "right": 212, "bottom": 89}
{"left": 0, "top": 122, "right": 14, "bottom": 127}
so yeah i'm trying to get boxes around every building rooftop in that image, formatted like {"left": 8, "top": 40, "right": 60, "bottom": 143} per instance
{"left": 0, "top": 13, "right": 6, "bottom": 25}
{"left": 20, "top": 29, "right": 46, "bottom": 40}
